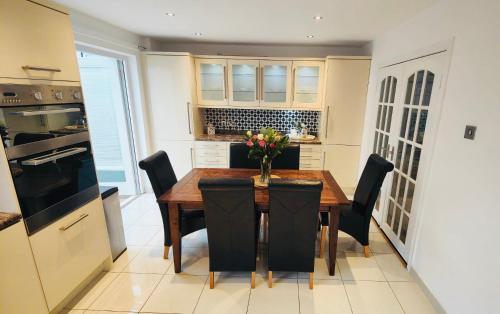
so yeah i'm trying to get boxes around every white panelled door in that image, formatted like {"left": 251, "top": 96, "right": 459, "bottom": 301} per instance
{"left": 373, "top": 53, "right": 446, "bottom": 261}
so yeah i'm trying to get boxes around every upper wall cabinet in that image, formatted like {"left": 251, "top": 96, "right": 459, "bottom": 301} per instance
{"left": 292, "top": 61, "right": 324, "bottom": 109}
{"left": 260, "top": 60, "right": 293, "bottom": 108}
{"left": 195, "top": 58, "right": 228, "bottom": 106}
{"left": 0, "top": 0, "right": 80, "bottom": 82}
{"left": 228, "top": 59, "right": 259, "bottom": 107}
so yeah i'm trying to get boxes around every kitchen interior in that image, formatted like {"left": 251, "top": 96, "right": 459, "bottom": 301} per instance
{"left": 1, "top": 0, "right": 499, "bottom": 314}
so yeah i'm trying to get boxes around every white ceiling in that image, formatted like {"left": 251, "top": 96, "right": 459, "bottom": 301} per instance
{"left": 54, "top": 0, "right": 438, "bottom": 46}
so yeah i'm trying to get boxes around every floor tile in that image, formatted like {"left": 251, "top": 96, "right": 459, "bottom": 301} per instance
{"left": 370, "top": 219, "right": 381, "bottom": 233}
{"left": 124, "top": 246, "right": 172, "bottom": 274}
{"left": 135, "top": 208, "right": 163, "bottom": 226}
{"left": 166, "top": 247, "right": 210, "bottom": 275}
{"left": 247, "top": 277, "right": 299, "bottom": 314}
{"left": 125, "top": 225, "right": 161, "bottom": 246}
{"left": 141, "top": 274, "right": 207, "bottom": 314}
{"left": 194, "top": 276, "right": 251, "bottom": 314}
{"left": 390, "top": 282, "right": 436, "bottom": 314}
{"left": 298, "top": 279, "right": 351, "bottom": 314}
{"left": 183, "top": 229, "right": 209, "bottom": 248}
{"left": 369, "top": 232, "right": 395, "bottom": 254}
{"left": 145, "top": 228, "right": 164, "bottom": 247}
{"left": 344, "top": 281, "right": 403, "bottom": 314}
{"left": 85, "top": 311, "right": 134, "bottom": 314}
{"left": 298, "top": 257, "right": 341, "bottom": 280}
{"left": 337, "top": 231, "right": 365, "bottom": 253}
{"left": 89, "top": 273, "right": 162, "bottom": 312}
{"left": 65, "top": 272, "right": 119, "bottom": 310}
{"left": 374, "top": 253, "right": 412, "bottom": 282}
{"left": 108, "top": 246, "right": 143, "bottom": 272}
{"left": 337, "top": 252, "right": 386, "bottom": 281}
{"left": 59, "top": 309, "right": 85, "bottom": 314}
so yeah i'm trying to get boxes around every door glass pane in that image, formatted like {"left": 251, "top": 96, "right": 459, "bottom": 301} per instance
{"left": 395, "top": 141, "right": 403, "bottom": 169}
{"left": 376, "top": 105, "right": 382, "bottom": 129}
{"left": 384, "top": 78, "right": 391, "bottom": 102}
{"left": 379, "top": 79, "right": 386, "bottom": 102}
{"left": 404, "top": 182, "right": 415, "bottom": 213}
{"left": 200, "top": 63, "right": 224, "bottom": 100}
{"left": 383, "top": 135, "right": 389, "bottom": 158}
{"left": 404, "top": 74, "right": 415, "bottom": 104}
{"left": 390, "top": 78, "right": 397, "bottom": 103}
{"left": 422, "top": 72, "right": 435, "bottom": 106}
{"left": 402, "top": 143, "right": 412, "bottom": 174}
{"left": 381, "top": 106, "right": 387, "bottom": 131}
{"left": 393, "top": 206, "right": 401, "bottom": 234}
{"left": 412, "top": 70, "right": 425, "bottom": 106}
{"left": 400, "top": 108, "right": 409, "bottom": 138}
{"left": 386, "top": 201, "right": 395, "bottom": 225}
{"left": 411, "top": 147, "right": 421, "bottom": 180}
{"left": 397, "top": 176, "right": 406, "bottom": 206}
{"left": 232, "top": 64, "right": 256, "bottom": 102}
{"left": 375, "top": 193, "right": 381, "bottom": 212}
{"left": 295, "top": 66, "right": 319, "bottom": 103}
{"left": 263, "top": 65, "right": 287, "bottom": 102}
{"left": 390, "top": 173, "right": 399, "bottom": 198}
{"left": 399, "top": 214, "right": 409, "bottom": 243}
{"left": 407, "top": 109, "right": 418, "bottom": 140}
{"left": 373, "top": 132, "right": 378, "bottom": 153}
{"left": 416, "top": 110, "right": 428, "bottom": 144}
{"left": 377, "top": 133, "right": 383, "bottom": 154}
{"left": 386, "top": 106, "right": 393, "bottom": 132}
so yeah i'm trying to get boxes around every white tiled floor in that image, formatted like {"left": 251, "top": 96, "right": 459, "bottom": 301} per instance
{"left": 64, "top": 193, "right": 437, "bottom": 314}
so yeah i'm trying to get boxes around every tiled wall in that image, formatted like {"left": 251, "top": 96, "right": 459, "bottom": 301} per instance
{"left": 200, "top": 108, "right": 321, "bottom": 134}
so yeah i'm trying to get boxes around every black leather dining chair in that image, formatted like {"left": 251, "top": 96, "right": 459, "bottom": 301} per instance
{"left": 139, "top": 151, "right": 206, "bottom": 259}
{"left": 268, "top": 179, "right": 323, "bottom": 289}
{"left": 319, "top": 154, "right": 394, "bottom": 258}
{"left": 229, "top": 143, "right": 260, "bottom": 169}
{"left": 272, "top": 144, "right": 300, "bottom": 170}
{"left": 198, "top": 177, "right": 259, "bottom": 289}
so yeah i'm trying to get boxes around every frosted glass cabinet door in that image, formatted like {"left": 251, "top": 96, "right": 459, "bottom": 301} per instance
{"left": 195, "top": 58, "right": 228, "bottom": 106}
{"left": 260, "top": 60, "right": 292, "bottom": 108}
{"left": 228, "top": 59, "right": 259, "bottom": 107}
{"left": 292, "top": 61, "right": 324, "bottom": 109}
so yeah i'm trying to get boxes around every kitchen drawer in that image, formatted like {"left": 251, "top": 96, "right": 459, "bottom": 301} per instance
{"left": 195, "top": 149, "right": 227, "bottom": 158}
{"left": 194, "top": 141, "right": 228, "bottom": 150}
{"left": 29, "top": 198, "right": 111, "bottom": 311}
{"left": 300, "top": 159, "right": 323, "bottom": 170}
{"left": 300, "top": 144, "right": 323, "bottom": 154}
{"left": 195, "top": 154, "right": 228, "bottom": 167}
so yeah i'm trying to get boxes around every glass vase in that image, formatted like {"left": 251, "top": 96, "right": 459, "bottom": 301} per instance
{"left": 260, "top": 158, "right": 272, "bottom": 184}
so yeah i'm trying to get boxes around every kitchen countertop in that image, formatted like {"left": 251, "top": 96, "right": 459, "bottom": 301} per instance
{"left": 195, "top": 134, "right": 322, "bottom": 144}
{"left": 0, "top": 212, "right": 22, "bottom": 231}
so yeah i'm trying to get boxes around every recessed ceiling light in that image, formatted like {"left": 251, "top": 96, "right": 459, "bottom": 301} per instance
{"left": 313, "top": 15, "right": 323, "bottom": 20}
{"left": 165, "top": 12, "right": 175, "bottom": 16}
{"left": 194, "top": 32, "right": 202, "bottom": 36}
{"left": 306, "top": 35, "right": 314, "bottom": 38}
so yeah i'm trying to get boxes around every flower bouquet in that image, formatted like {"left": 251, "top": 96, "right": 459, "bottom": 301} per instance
{"left": 244, "top": 128, "right": 290, "bottom": 184}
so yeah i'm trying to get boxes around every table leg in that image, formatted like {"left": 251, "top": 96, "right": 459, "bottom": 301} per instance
{"left": 328, "top": 206, "right": 340, "bottom": 276}
{"left": 168, "top": 202, "right": 182, "bottom": 273}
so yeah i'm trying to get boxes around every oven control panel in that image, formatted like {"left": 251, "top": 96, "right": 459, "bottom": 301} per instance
{"left": 0, "top": 84, "right": 83, "bottom": 106}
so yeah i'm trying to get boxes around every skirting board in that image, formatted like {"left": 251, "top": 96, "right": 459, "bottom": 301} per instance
{"left": 409, "top": 268, "right": 446, "bottom": 314}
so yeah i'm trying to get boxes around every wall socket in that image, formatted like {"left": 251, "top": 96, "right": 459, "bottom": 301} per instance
{"left": 464, "top": 125, "right": 477, "bottom": 140}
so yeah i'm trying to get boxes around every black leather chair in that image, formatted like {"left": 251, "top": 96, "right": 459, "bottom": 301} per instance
{"left": 268, "top": 179, "right": 323, "bottom": 289}
{"left": 320, "top": 154, "right": 394, "bottom": 258}
{"left": 198, "top": 177, "right": 259, "bottom": 288}
{"left": 139, "top": 151, "right": 206, "bottom": 259}
{"left": 272, "top": 144, "right": 300, "bottom": 170}
{"left": 229, "top": 143, "right": 300, "bottom": 170}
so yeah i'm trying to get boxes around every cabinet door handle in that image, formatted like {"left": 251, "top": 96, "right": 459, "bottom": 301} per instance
{"left": 59, "top": 213, "right": 89, "bottom": 231}
{"left": 324, "top": 106, "right": 330, "bottom": 139}
{"left": 22, "top": 65, "right": 61, "bottom": 73}
{"left": 186, "top": 102, "right": 192, "bottom": 134}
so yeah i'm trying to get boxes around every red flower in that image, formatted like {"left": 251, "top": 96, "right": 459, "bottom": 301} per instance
{"left": 258, "top": 140, "right": 266, "bottom": 148}
{"left": 246, "top": 140, "right": 254, "bottom": 147}
{"left": 269, "top": 143, "right": 276, "bottom": 149}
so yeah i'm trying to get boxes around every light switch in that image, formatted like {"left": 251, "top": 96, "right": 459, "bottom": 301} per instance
{"left": 464, "top": 125, "right": 476, "bottom": 140}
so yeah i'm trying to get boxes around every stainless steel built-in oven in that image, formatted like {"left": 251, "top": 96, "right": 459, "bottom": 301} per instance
{"left": 0, "top": 84, "right": 99, "bottom": 235}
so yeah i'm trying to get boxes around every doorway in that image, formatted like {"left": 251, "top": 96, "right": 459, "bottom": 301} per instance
{"left": 77, "top": 50, "right": 139, "bottom": 198}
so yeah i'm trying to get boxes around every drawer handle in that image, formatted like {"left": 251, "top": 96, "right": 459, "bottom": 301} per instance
{"left": 22, "top": 65, "right": 62, "bottom": 73}
{"left": 59, "top": 213, "right": 89, "bottom": 231}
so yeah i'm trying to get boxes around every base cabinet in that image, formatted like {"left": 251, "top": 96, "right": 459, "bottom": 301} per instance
{"left": 194, "top": 141, "right": 228, "bottom": 168}
{"left": 323, "top": 145, "right": 361, "bottom": 193}
{"left": 29, "top": 198, "right": 111, "bottom": 311}
{"left": 299, "top": 144, "right": 323, "bottom": 170}
{"left": 153, "top": 140, "right": 194, "bottom": 179}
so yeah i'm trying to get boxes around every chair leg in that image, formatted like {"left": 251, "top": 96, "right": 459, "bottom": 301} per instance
{"left": 163, "top": 245, "right": 170, "bottom": 259}
{"left": 309, "top": 273, "right": 314, "bottom": 289}
{"left": 251, "top": 271, "right": 256, "bottom": 289}
{"left": 319, "top": 226, "right": 327, "bottom": 258}
{"left": 364, "top": 245, "right": 370, "bottom": 258}
{"left": 209, "top": 272, "right": 214, "bottom": 289}
{"left": 268, "top": 271, "right": 272, "bottom": 288}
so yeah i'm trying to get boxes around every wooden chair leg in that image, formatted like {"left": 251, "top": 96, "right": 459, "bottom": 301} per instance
{"left": 364, "top": 245, "right": 370, "bottom": 258}
{"left": 163, "top": 245, "right": 170, "bottom": 259}
{"left": 309, "top": 273, "right": 314, "bottom": 289}
{"left": 251, "top": 271, "right": 256, "bottom": 289}
{"left": 209, "top": 272, "right": 214, "bottom": 289}
{"left": 268, "top": 271, "right": 272, "bottom": 288}
{"left": 319, "top": 226, "right": 327, "bottom": 258}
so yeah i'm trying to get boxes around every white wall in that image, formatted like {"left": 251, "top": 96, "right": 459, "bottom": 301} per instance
{"left": 360, "top": 0, "right": 500, "bottom": 312}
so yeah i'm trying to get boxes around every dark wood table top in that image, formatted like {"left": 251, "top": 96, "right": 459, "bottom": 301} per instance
{"left": 158, "top": 168, "right": 350, "bottom": 209}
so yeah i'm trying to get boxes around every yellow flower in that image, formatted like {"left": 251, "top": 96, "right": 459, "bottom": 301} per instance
{"left": 246, "top": 130, "right": 252, "bottom": 137}
{"left": 257, "top": 134, "right": 264, "bottom": 140}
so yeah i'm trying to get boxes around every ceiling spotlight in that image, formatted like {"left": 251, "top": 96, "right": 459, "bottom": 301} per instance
{"left": 194, "top": 32, "right": 202, "bottom": 36}
{"left": 165, "top": 12, "right": 175, "bottom": 16}
{"left": 306, "top": 35, "right": 314, "bottom": 38}
{"left": 313, "top": 15, "right": 323, "bottom": 20}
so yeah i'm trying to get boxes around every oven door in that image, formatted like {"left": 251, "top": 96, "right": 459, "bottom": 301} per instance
{"left": 8, "top": 134, "right": 99, "bottom": 235}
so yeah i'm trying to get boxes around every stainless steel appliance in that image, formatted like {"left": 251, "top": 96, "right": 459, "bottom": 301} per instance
{"left": 100, "top": 186, "right": 127, "bottom": 261}
{"left": 0, "top": 83, "right": 99, "bottom": 235}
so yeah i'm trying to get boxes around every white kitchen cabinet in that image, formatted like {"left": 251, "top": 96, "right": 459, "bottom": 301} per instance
{"left": 0, "top": 221, "right": 48, "bottom": 314}
{"left": 194, "top": 141, "right": 229, "bottom": 168}
{"left": 292, "top": 61, "right": 324, "bottom": 109}
{"left": 228, "top": 59, "right": 260, "bottom": 107}
{"left": 323, "top": 144, "right": 361, "bottom": 193}
{"left": 299, "top": 144, "right": 323, "bottom": 170}
{"left": 0, "top": 0, "right": 80, "bottom": 82}
{"left": 323, "top": 58, "right": 371, "bottom": 145}
{"left": 260, "top": 60, "right": 293, "bottom": 108}
{"left": 143, "top": 53, "right": 196, "bottom": 141}
{"left": 29, "top": 198, "right": 111, "bottom": 311}
{"left": 153, "top": 139, "right": 194, "bottom": 179}
{"left": 195, "top": 58, "right": 228, "bottom": 106}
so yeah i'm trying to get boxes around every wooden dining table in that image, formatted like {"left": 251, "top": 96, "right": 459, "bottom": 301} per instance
{"left": 157, "top": 168, "right": 350, "bottom": 276}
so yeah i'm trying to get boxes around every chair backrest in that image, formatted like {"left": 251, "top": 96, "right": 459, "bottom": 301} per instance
{"left": 138, "top": 151, "right": 177, "bottom": 246}
{"left": 229, "top": 143, "right": 260, "bottom": 169}
{"left": 268, "top": 179, "right": 323, "bottom": 272}
{"left": 353, "top": 154, "right": 395, "bottom": 217}
{"left": 198, "top": 177, "right": 257, "bottom": 272}
{"left": 272, "top": 144, "right": 300, "bottom": 170}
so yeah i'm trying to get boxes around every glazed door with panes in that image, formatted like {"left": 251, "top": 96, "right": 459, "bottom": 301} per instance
{"left": 379, "top": 53, "right": 445, "bottom": 261}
